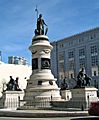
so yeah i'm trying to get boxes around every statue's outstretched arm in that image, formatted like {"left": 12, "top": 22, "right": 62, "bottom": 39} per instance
{"left": 44, "top": 20, "right": 47, "bottom": 26}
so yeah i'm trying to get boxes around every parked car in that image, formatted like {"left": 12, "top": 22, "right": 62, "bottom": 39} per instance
{"left": 88, "top": 101, "right": 99, "bottom": 116}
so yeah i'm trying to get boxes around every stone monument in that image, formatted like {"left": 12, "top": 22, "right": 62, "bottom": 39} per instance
{"left": 70, "top": 86, "right": 98, "bottom": 109}
{"left": 0, "top": 76, "right": 24, "bottom": 109}
{"left": 69, "top": 68, "right": 98, "bottom": 109}
{"left": 51, "top": 68, "right": 98, "bottom": 110}
{"left": 60, "top": 77, "right": 72, "bottom": 101}
{"left": 22, "top": 13, "right": 61, "bottom": 108}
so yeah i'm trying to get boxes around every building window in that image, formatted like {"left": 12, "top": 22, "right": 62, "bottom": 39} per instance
{"left": 79, "top": 48, "right": 85, "bottom": 56}
{"left": 79, "top": 38, "right": 84, "bottom": 43}
{"left": 59, "top": 52, "right": 64, "bottom": 61}
{"left": 69, "top": 71, "right": 74, "bottom": 79}
{"left": 79, "top": 58, "right": 85, "bottom": 68}
{"left": 94, "top": 71, "right": 96, "bottom": 76}
{"left": 60, "top": 43, "right": 64, "bottom": 48}
{"left": 68, "top": 60, "right": 74, "bottom": 70}
{"left": 68, "top": 51, "right": 74, "bottom": 59}
{"left": 90, "top": 45, "right": 97, "bottom": 54}
{"left": 59, "top": 62, "right": 64, "bottom": 80}
{"left": 91, "top": 56, "right": 98, "bottom": 66}
{"left": 90, "top": 34, "right": 96, "bottom": 40}
{"left": 59, "top": 62, "right": 64, "bottom": 72}
{"left": 90, "top": 35, "right": 93, "bottom": 39}
{"left": 69, "top": 41, "right": 73, "bottom": 46}
{"left": 91, "top": 67, "right": 98, "bottom": 76}
{"left": 62, "top": 44, "right": 64, "bottom": 47}
{"left": 70, "top": 73, "right": 73, "bottom": 78}
{"left": 59, "top": 52, "right": 65, "bottom": 80}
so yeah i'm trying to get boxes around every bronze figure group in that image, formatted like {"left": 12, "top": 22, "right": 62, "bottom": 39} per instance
{"left": 76, "top": 68, "right": 91, "bottom": 88}
{"left": 6, "top": 76, "right": 21, "bottom": 91}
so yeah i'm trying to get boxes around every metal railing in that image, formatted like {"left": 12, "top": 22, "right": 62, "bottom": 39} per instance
{"left": 0, "top": 96, "right": 92, "bottom": 110}
{"left": 0, "top": 96, "right": 52, "bottom": 109}
{"left": 19, "top": 97, "right": 52, "bottom": 109}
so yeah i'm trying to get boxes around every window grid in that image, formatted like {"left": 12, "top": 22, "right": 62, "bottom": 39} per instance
{"left": 68, "top": 60, "right": 74, "bottom": 70}
{"left": 59, "top": 52, "right": 64, "bottom": 61}
{"left": 91, "top": 56, "right": 98, "bottom": 66}
{"left": 79, "top": 48, "right": 85, "bottom": 56}
{"left": 68, "top": 51, "right": 74, "bottom": 59}
{"left": 79, "top": 58, "right": 85, "bottom": 67}
{"left": 90, "top": 45, "right": 97, "bottom": 54}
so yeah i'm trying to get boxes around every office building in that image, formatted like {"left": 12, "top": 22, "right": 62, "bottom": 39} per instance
{"left": 51, "top": 27, "right": 99, "bottom": 88}
{"left": 8, "top": 56, "right": 28, "bottom": 65}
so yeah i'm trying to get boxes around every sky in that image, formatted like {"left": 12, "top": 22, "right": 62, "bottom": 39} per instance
{"left": 0, "top": 0, "right": 99, "bottom": 64}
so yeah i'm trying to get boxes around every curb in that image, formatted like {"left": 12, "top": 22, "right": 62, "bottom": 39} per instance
{"left": 0, "top": 110, "right": 89, "bottom": 118}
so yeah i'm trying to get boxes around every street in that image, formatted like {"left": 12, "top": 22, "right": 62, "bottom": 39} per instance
{"left": 0, "top": 116, "right": 99, "bottom": 120}
{"left": 0, "top": 117, "right": 71, "bottom": 120}
{"left": 0, "top": 117, "right": 70, "bottom": 120}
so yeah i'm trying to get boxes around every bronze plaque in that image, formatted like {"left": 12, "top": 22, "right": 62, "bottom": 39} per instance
{"left": 41, "top": 58, "right": 50, "bottom": 69}
{"left": 32, "top": 58, "right": 38, "bottom": 70}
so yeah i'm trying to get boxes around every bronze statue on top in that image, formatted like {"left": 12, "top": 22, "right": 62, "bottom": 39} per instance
{"left": 35, "top": 14, "right": 48, "bottom": 35}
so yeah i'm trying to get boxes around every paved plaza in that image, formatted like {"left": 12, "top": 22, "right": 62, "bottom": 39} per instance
{"left": 0, "top": 116, "right": 99, "bottom": 120}
{"left": 0, "top": 117, "right": 72, "bottom": 120}
{"left": 0, "top": 109, "right": 88, "bottom": 118}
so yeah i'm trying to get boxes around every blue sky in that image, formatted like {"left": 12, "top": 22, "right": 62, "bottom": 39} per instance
{"left": 0, "top": 0, "right": 99, "bottom": 64}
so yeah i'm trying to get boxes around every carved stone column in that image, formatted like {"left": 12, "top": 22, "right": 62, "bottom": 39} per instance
{"left": 22, "top": 35, "right": 61, "bottom": 108}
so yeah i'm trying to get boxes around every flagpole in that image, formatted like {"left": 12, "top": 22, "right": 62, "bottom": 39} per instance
{"left": 35, "top": 5, "right": 38, "bottom": 20}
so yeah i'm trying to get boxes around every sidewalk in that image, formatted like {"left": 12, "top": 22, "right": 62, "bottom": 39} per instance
{"left": 0, "top": 109, "right": 88, "bottom": 118}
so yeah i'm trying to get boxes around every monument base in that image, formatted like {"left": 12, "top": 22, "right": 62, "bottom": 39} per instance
{"left": 60, "top": 90, "right": 72, "bottom": 101}
{"left": 51, "top": 87, "right": 98, "bottom": 110}
{"left": 69, "top": 87, "right": 98, "bottom": 109}
{"left": 1, "top": 91, "right": 24, "bottom": 109}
